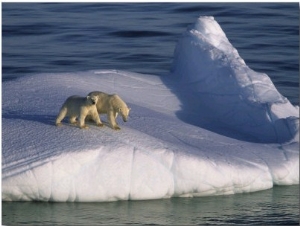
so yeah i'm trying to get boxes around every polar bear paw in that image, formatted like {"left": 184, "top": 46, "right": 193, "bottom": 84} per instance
{"left": 97, "top": 123, "right": 104, "bottom": 127}
{"left": 113, "top": 125, "right": 121, "bottom": 130}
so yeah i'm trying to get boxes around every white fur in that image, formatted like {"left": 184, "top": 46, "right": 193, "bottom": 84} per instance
{"left": 55, "top": 95, "right": 102, "bottom": 129}
{"left": 88, "top": 91, "right": 131, "bottom": 130}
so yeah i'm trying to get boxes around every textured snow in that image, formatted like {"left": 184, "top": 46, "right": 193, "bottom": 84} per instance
{"left": 2, "top": 16, "right": 299, "bottom": 202}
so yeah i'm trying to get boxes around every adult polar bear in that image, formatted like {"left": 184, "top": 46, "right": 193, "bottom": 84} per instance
{"left": 88, "top": 91, "right": 131, "bottom": 130}
{"left": 56, "top": 95, "right": 103, "bottom": 129}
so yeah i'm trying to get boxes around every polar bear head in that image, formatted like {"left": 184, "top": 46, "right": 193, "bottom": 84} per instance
{"left": 87, "top": 95, "right": 98, "bottom": 105}
{"left": 118, "top": 106, "right": 131, "bottom": 122}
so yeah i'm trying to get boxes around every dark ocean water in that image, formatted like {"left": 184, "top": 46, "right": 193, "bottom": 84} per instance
{"left": 2, "top": 3, "right": 299, "bottom": 104}
{"left": 2, "top": 185, "right": 299, "bottom": 225}
{"left": 2, "top": 3, "right": 299, "bottom": 225}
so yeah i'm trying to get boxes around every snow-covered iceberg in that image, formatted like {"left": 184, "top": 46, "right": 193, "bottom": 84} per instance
{"left": 171, "top": 16, "right": 299, "bottom": 143}
{"left": 2, "top": 16, "right": 299, "bottom": 202}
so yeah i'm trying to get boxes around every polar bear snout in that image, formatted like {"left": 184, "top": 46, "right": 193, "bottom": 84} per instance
{"left": 120, "top": 107, "right": 131, "bottom": 122}
{"left": 88, "top": 95, "right": 98, "bottom": 105}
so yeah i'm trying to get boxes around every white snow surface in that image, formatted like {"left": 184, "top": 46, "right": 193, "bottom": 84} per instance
{"left": 2, "top": 16, "right": 299, "bottom": 202}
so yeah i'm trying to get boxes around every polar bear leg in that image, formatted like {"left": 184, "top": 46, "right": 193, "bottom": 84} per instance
{"left": 90, "top": 109, "right": 103, "bottom": 127}
{"left": 108, "top": 110, "right": 120, "bottom": 130}
{"left": 69, "top": 116, "right": 77, "bottom": 124}
{"left": 55, "top": 107, "right": 67, "bottom": 126}
{"left": 78, "top": 111, "right": 89, "bottom": 129}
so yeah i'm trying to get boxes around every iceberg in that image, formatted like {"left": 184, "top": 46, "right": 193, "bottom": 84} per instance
{"left": 2, "top": 16, "right": 299, "bottom": 202}
{"left": 170, "top": 16, "right": 299, "bottom": 143}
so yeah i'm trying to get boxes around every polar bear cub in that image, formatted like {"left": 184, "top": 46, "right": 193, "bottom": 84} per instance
{"left": 55, "top": 95, "right": 103, "bottom": 129}
{"left": 88, "top": 91, "right": 131, "bottom": 130}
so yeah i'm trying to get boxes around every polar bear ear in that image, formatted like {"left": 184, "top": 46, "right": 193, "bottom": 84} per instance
{"left": 118, "top": 108, "right": 122, "bottom": 112}
{"left": 86, "top": 96, "right": 90, "bottom": 99}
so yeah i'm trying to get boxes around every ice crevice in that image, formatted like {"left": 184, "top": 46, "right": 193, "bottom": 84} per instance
{"left": 2, "top": 16, "right": 298, "bottom": 202}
